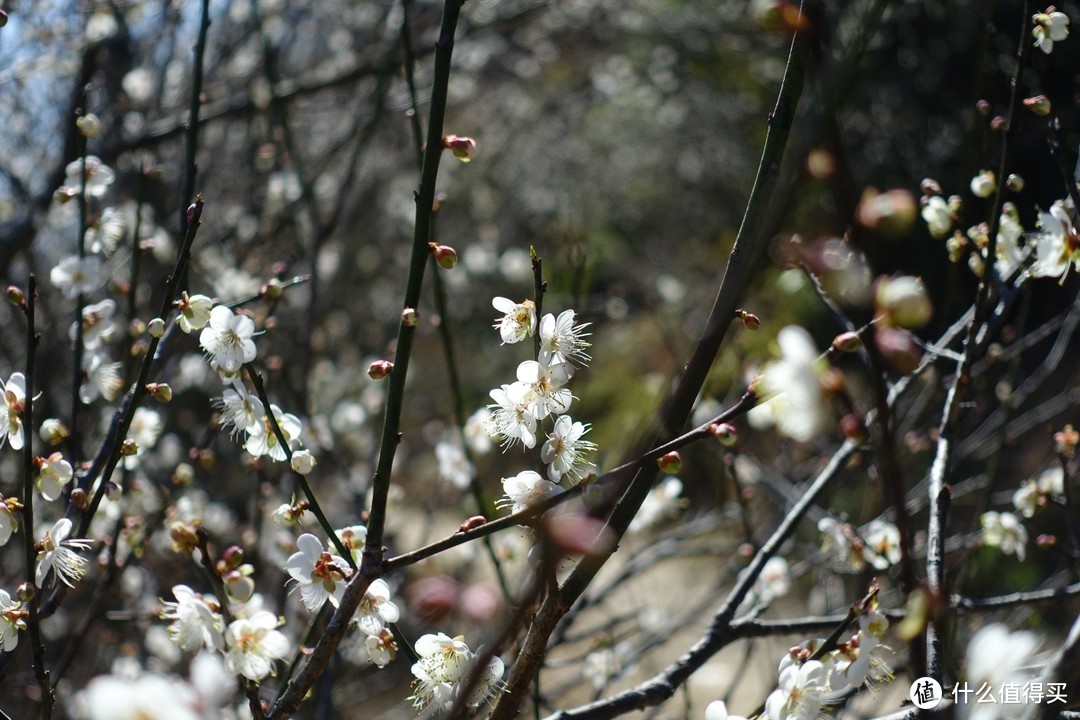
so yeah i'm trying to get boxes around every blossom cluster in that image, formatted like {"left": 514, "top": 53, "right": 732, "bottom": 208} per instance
{"left": 485, "top": 297, "right": 596, "bottom": 518}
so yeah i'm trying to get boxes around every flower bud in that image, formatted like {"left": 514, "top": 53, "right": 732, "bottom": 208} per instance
{"left": 0, "top": 10, "right": 8, "bottom": 28}
{"left": 459, "top": 515, "right": 487, "bottom": 532}
{"left": 429, "top": 243, "right": 459, "bottom": 269}
{"left": 839, "top": 413, "right": 866, "bottom": 441}
{"left": 6, "top": 286, "right": 24, "bottom": 306}
{"left": 220, "top": 545, "right": 246, "bottom": 573}
{"left": 261, "top": 278, "right": 283, "bottom": 300}
{"left": 1055, "top": 424, "right": 1079, "bottom": 458}
{"left": 16, "top": 583, "right": 34, "bottom": 603}
{"left": 832, "top": 331, "right": 862, "bottom": 353}
{"left": 975, "top": 99, "right": 990, "bottom": 115}
{"left": 711, "top": 422, "right": 738, "bottom": 447}
{"left": 147, "top": 317, "right": 165, "bottom": 338}
{"left": 1037, "top": 534, "right": 1057, "bottom": 548}
{"left": 120, "top": 439, "right": 139, "bottom": 457}
{"left": 1006, "top": 174, "right": 1025, "bottom": 193}
{"left": 69, "top": 488, "right": 88, "bottom": 510}
{"left": 290, "top": 449, "right": 317, "bottom": 475}
{"left": 105, "top": 481, "right": 122, "bottom": 502}
{"left": 875, "top": 275, "right": 932, "bottom": 329}
{"left": 990, "top": 115, "right": 1006, "bottom": 132}
{"left": 402, "top": 307, "right": 419, "bottom": 327}
{"left": 1023, "top": 95, "right": 1052, "bottom": 116}
{"left": 146, "top": 383, "right": 173, "bottom": 403}
{"left": 736, "top": 309, "right": 760, "bottom": 330}
{"left": 39, "top": 418, "right": 70, "bottom": 446}
{"left": 443, "top": 134, "right": 477, "bottom": 163}
{"left": 657, "top": 451, "right": 682, "bottom": 474}
{"left": 172, "top": 462, "right": 195, "bottom": 486}
{"left": 76, "top": 113, "right": 102, "bottom": 138}
{"left": 224, "top": 572, "right": 255, "bottom": 603}
{"left": 368, "top": 360, "right": 393, "bottom": 380}
{"left": 970, "top": 170, "right": 996, "bottom": 198}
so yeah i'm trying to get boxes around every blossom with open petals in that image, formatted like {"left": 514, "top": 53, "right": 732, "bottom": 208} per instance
{"left": 487, "top": 382, "right": 538, "bottom": 449}
{"left": 981, "top": 511, "right": 1028, "bottom": 560}
{"left": 287, "top": 533, "right": 352, "bottom": 611}
{"left": 1, "top": 372, "right": 26, "bottom": 450}
{"left": 37, "top": 452, "right": 73, "bottom": 501}
{"left": 1033, "top": 8, "right": 1070, "bottom": 54}
{"left": 160, "top": 584, "right": 224, "bottom": 652}
{"left": 960, "top": 624, "right": 1039, "bottom": 720}
{"left": 496, "top": 470, "right": 558, "bottom": 515}
{"left": 50, "top": 255, "right": 102, "bottom": 299}
{"left": 354, "top": 578, "right": 400, "bottom": 636}
{"left": 541, "top": 414, "right": 596, "bottom": 482}
{"left": 1031, "top": 202, "right": 1080, "bottom": 280}
{"left": 750, "top": 326, "right": 826, "bottom": 443}
{"left": 0, "top": 589, "right": 26, "bottom": 652}
{"left": 199, "top": 306, "right": 257, "bottom": 372}
{"left": 538, "top": 310, "right": 591, "bottom": 367}
{"left": 491, "top": 297, "right": 536, "bottom": 344}
{"left": 36, "top": 518, "right": 93, "bottom": 587}
{"left": 223, "top": 611, "right": 289, "bottom": 681}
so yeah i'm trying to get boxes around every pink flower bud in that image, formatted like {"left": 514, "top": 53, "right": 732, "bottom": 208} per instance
{"left": 443, "top": 134, "right": 478, "bottom": 163}
{"left": 368, "top": 360, "right": 393, "bottom": 380}
{"left": 711, "top": 422, "right": 738, "bottom": 447}
{"left": 832, "top": 331, "right": 862, "bottom": 352}
{"left": 657, "top": 451, "right": 682, "bottom": 474}
{"left": 402, "top": 307, "right": 419, "bottom": 327}
{"left": 429, "top": 243, "right": 459, "bottom": 269}
{"left": 1023, "top": 95, "right": 1052, "bottom": 116}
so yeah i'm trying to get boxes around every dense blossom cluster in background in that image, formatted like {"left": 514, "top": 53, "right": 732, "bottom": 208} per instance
{"left": 1, "top": 0, "right": 1080, "bottom": 719}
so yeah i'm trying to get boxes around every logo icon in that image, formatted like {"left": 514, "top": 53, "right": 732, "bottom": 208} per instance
{"left": 910, "top": 677, "right": 943, "bottom": 709}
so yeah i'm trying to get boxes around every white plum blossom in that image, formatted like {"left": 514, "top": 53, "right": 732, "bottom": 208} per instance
{"left": 176, "top": 293, "right": 214, "bottom": 334}
{"left": 334, "top": 525, "right": 367, "bottom": 566}
{"left": 409, "top": 633, "right": 504, "bottom": 712}
{"left": 80, "top": 351, "right": 123, "bottom": 404}
{"left": 245, "top": 404, "right": 303, "bottom": 461}
{"left": 223, "top": 610, "right": 290, "bottom": 681}
{"left": 0, "top": 589, "right": 25, "bottom": 652}
{"left": 1013, "top": 466, "right": 1065, "bottom": 517}
{"left": 199, "top": 306, "right": 257, "bottom": 373}
{"left": 516, "top": 360, "right": 574, "bottom": 420}
{"left": 861, "top": 519, "right": 902, "bottom": 570}
{"left": 85, "top": 206, "right": 125, "bottom": 254}
{"left": 1, "top": 372, "right": 26, "bottom": 450}
{"left": 62, "top": 155, "right": 115, "bottom": 198}
{"left": 159, "top": 585, "right": 224, "bottom": 652}
{"left": 995, "top": 210, "right": 1026, "bottom": 277}
{"left": 981, "top": 511, "right": 1028, "bottom": 560}
{"left": 74, "top": 298, "right": 119, "bottom": 349}
{"left": 487, "top": 382, "right": 538, "bottom": 449}
{"left": 1030, "top": 202, "right": 1080, "bottom": 280}
{"left": 216, "top": 384, "right": 264, "bottom": 438}
{"left": 78, "top": 672, "right": 202, "bottom": 720}
{"left": 753, "top": 556, "right": 792, "bottom": 605}
{"left": 922, "top": 195, "right": 953, "bottom": 239}
{"left": 0, "top": 501, "right": 16, "bottom": 546}
{"left": 50, "top": 255, "right": 103, "bottom": 299}
{"left": 37, "top": 452, "right": 73, "bottom": 502}
{"left": 35, "top": 518, "right": 93, "bottom": 587}
{"left": 1033, "top": 8, "right": 1070, "bottom": 54}
{"left": 538, "top": 310, "right": 591, "bottom": 367}
{"left": 354, "top": 578, "right": 400, "bottom": 636}
{"left": 497, "top": 470, "right": 558, "bottom": 515}
{"left": 960, "top": 624, "right": 1039, "bottom": 720}
{"left": 750, "top": 326, "right": 826, "bottom": 443}
{"left": 541, "top": 414, "right": 596, "bottom": 482}
{"left": 364, "top": 627, "right": 398, "bottom": 668}
{"left": 491, "top": 297, "right": 536, "bottom": 344}
{"left": 765, "top": 659, "right": 829, "bottom": 720}
{"left": 831, "top": 608, "right": 893, "bottom": 692}
{"left": 464, "top": 407, "right": 493, "bottom": 455}
{"left": 290, "top": 448, "right": 317, "bottom": 474}
{"left": 287, "top": 533, "right": 353, "bottom": 611}
{"left": 124, "top": 407, "right": 163, "bottom": 469}
{"left": 436, "top": 440, "right": 474, "bottom": 490}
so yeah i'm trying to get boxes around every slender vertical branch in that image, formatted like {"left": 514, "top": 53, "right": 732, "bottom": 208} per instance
{"left": 69, "top": 134, "right": 88, "bottom": 464}
{"left": 20, "top": 275, "right": 53, "bottom": 717}
{"left": 267, "top": 3, "right": 466, "bottom": 714}
{"left": 179, "top": 0, "right": 211, "bottom": 239}
{"left": 924, "top": 0, "right": 1034, "bottom": 694}
{"left": 365, "top": 0, "right": 464, "bottom": 566}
